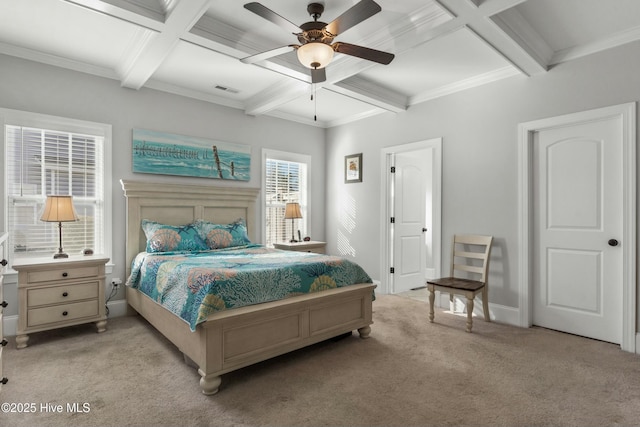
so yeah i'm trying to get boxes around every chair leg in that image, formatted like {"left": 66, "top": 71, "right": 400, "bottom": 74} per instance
{"left": 465, "top": 297, "right": 474, "bottom": 333}
{"left": 428, "top": 286, "right": 435, "bottom": 323}
{"left": 482, "top": 287, "right": 490, "bottom": 322}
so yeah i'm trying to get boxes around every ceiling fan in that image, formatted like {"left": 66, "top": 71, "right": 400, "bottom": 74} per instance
{"left": 241, "top": 0, "right": 395, "bottom": 83}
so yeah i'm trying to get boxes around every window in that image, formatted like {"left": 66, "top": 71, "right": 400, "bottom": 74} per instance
{"left": 263, "top": 150, "right": 310, "bottom": 247}
{"left": 2, "top": 109, "right": 112, "bottom": 266}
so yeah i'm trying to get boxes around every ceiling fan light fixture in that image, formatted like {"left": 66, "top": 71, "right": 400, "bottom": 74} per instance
{"left": 297, "top": 42, "right": 334, "bottom": 69}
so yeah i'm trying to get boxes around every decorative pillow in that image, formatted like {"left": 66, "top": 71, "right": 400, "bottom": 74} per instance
{"left": 141, "top": 219, "right": 207, "bottom": 253}
{"left": 195, "top": 218, "right": 252, "bottom": 249}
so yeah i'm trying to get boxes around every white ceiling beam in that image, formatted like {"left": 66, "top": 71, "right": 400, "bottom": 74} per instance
{"left": 473, "top": 0, "right": 528, "bottom": 16}
{"left": 490, "top": 7, "right": 553, "bottom": 68}
{"left": 242, "top": 60, "right": 409, "bottom": 117}
{"left": 118, "top": 0, "right": 212, "bottom": 90}
{"left": 436, "top": 0, "right": 548, "bottom": 76}
{"left": 187, "top": 14, "right": 264, "bottom": 60}
{"left": 244, "top": 79, "right": 309, "bottom": 116}
{"left": 63, "top": 0, "right": 165, "bottom": 31}
{"left": 185, "top": 14, "right": 311, "bottom": 83}
{"left": 329, "top": 76, "right": 407, "bottom": 113}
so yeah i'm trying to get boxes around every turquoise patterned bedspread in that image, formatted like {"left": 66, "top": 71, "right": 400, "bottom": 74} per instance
{"left": 126, "top": 244, "right": 373, "bottom": 331}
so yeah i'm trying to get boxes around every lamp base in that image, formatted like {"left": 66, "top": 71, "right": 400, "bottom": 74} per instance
{"left": 53, "top": 251, "right": 68, "bottom": 259}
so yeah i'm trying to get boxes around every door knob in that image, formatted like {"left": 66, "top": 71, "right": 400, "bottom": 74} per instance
{"left": 608, "top": 239, "right": 619, "bottom": 247}
{"left": 422, "top": 228, "right": 428, "bottom": 232}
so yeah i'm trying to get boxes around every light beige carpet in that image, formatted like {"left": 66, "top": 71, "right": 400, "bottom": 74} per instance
{"left": 3, "top": 294, "right": 640, "bottom": 427}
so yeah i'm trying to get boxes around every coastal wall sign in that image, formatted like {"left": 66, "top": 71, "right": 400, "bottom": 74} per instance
{"left": 132, "top": 128, "right": 251, "bottom": 181}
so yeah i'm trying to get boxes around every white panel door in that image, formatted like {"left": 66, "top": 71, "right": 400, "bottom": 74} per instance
{"left": 533, "top": 117, "right": 623, "bottom": 343}
{"left": 392, "top": 150, "right": 429, "bottom": 293}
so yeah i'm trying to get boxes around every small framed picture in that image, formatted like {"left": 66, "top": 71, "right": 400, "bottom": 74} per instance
{"left": 345, "top": 153, "right": 363, "bottom": 183}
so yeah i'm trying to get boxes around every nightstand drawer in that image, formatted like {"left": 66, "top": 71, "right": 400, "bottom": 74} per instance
{"left": 26, "top": 266, "right": 99, "bottom": 284}
{"left": 27, "top": 282, "right": 99, "bottom": 307}
{"left": 305, "top": 247, "right": 325, "bottom": 254}
{"left": 28, "top": 300, "right": 99, "bottom": 327}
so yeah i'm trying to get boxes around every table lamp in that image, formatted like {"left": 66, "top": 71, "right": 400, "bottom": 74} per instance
{"left": 284, "top": 202, "right": 302, "bottom": 243}
{"left": 40, "top": 195, "right": 79, "bottom": 258}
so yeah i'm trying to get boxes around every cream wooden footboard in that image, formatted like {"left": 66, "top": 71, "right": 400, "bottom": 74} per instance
{"left": 121, "top": 180, "right": 375, "bottom": 394}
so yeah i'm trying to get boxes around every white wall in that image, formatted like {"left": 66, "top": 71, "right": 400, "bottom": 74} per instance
{"left": 326, "top": 40, "right": 640, "bottom": 323}
{"left": 0, "top": 54, "right": 326, "bottom": 319}
{"left": 3, "top": 38, "right": 640, "bottom": 333}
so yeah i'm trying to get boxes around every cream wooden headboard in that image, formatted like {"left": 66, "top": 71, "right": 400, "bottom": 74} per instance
{"left": 120, "top": 179, "right": 260, "bottom": 277}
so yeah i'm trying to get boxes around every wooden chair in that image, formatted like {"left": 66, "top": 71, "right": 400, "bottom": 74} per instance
{"left": 426, "top": 234, "right": 493, "bottom": 332}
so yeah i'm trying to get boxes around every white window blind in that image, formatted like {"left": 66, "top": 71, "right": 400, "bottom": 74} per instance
{"left": 265, "top": 157, "right": 308, "bottom": 246}
{"left": 5, "top": 125, "right": 105, "bottom": 260}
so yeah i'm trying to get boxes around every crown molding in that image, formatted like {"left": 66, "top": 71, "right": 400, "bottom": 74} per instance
{"left": 410, "top": 65, "right": 520, "bottom": 105}
{"left": 0, "top": 42, "right": 120, "bottom": 81}
{"left": 551, "top": 25, "right": 640, "bottom": 65}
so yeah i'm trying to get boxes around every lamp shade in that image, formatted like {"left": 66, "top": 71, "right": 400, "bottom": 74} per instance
{"left": 297, "top": 42, "right": 334, "bottom": 69}
{"left": 284, "top": 202, "right": 303, "bottom": 219}
{"left": 40, "top": 195, "right": 79, "bottom": 222}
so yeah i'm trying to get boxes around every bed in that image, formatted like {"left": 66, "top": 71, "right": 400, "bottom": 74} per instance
{"left": 120, "top": 179, "right": 376, "bottom": 395}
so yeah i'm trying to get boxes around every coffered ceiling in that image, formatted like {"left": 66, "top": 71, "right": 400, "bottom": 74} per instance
{"left": 1, "top": 0, "right": 640, "bottom": 128}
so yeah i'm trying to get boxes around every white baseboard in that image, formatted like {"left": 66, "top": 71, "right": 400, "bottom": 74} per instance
{"left": 106, "top": 299, "right": 129, "bottom": 318}
{"left": 2, "top": 299, "right": 129, "bottom": 337}
{"left": 438, "top": 294, "right": 639, "bottom": 354}
{"left": 436, "top": 293, "right": 522, "bottom": 328}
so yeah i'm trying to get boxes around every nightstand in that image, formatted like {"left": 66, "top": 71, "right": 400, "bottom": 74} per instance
{"left": 273, "top": 241, "right": 326, "bottom": 254}
{"left": 13, "top": 255, "right": 109, "bottom": 349}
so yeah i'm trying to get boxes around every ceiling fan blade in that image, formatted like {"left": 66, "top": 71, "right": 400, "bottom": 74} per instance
{"left": 240, "top": 45, "right": 296, "bottom": 64}
{"left": 333, "top": 42, "right": 394, "bottom": 65}
{"left": 325, "top": 0, "right": 382, "bottom": 36}
{"left": 311, "top": 67, "right": 326, "bottom": 83}
{"left": 244, "top": 2, "right": 301, "bottom": 34}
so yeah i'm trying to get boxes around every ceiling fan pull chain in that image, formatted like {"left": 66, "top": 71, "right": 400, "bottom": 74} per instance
{"left": 313, "top": 84, "right": 317, "bottom": 121}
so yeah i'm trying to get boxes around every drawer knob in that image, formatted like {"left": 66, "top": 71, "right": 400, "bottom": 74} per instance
{"left": 62, "top": 311, "right": 68, "bottom": 316}
{"left": 62, "top": 272, "right": 68, "bottom": 277}
{"left": 1, "top": 378, "right": 7, "bottom": 385}
{"left": 1, "top": 339, "right": 7, "bottom": 347}
{"left": 62, "top": 292, "right": 68, "bottom": 297}
{"left": 0, "top": 259, "right": 6, "bottom": 266}
{"left": 0, "top": 301, "right": 7, "bottom": 308}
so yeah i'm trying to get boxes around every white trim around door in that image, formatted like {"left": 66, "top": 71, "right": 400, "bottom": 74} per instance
{"left": 518, "top": 102, "right": 636, "bottom": 353}
{"left": 379, "top": 138, "right": 442, "bottom": 295}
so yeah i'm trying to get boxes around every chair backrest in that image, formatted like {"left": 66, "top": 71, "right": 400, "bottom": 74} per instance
{"left": 450, "top": 234, "right": 493, "bottom": 284}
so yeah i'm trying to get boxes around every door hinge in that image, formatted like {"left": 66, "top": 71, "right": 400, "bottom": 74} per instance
{"left": 390, "top": 267, "right": 395, "bottom": 274}
{"left": 390, "top": 217, "right": 395, "bottom": 223}
{"left": 390, "top": 166, "right": 396, "bottom": 173}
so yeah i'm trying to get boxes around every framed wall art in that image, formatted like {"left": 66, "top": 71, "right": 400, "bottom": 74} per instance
{"left": 132, "top": 128, "right": 251, "bottom": 181}
{"left": 345, "top": 153, "right": 363, "bottom": 183}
